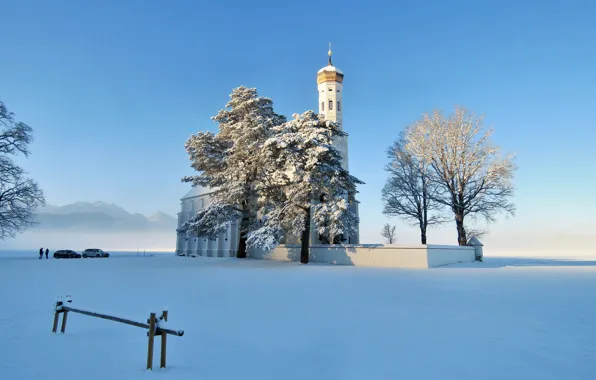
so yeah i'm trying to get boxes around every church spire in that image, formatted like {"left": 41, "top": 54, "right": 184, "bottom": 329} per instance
{"left": 328, "top": 42, "right": 332, "bottom": 66}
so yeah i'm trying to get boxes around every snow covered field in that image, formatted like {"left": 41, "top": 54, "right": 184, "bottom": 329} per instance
{"left": 1, "top": 251, "right": 595, "bottom": 380}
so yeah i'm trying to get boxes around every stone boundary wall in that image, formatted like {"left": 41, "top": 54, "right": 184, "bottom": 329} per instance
{"left": 248, "top": 244, "right": 476, "bottom": 268}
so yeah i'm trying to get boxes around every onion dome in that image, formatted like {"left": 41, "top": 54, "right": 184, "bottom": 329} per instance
{"left": 317, "top": 43, "right": 344, "bottom": 84}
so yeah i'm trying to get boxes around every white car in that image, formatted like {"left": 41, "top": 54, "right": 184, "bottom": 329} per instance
{"left": 82, "top": 248, "right": 110, "bottom": 258}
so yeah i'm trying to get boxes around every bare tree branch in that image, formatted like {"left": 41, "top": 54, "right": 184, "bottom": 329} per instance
{"left": 380, "top": 223, "right": 396, "bottom": 244}
{"left": 0, "top": 100, "right": 46, "bottom": 239}
{"left": 382, "top": 132, "right": 448, "bottom": 244}
{"left": 405, "top": 107, "right": 516, "bottom": 246}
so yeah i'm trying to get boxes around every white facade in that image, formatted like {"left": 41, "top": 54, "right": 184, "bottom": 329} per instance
{"left": 317, "top": 63, "right": 348, "bottom": 170}
{"left": 176, "top": 48, "right": 360, "bottom": 256}
{"left": 318, "top": 68, "right": 343, "bottom": 126}
{"left": 175, "top": 186, "right": 238, "bottom": 257}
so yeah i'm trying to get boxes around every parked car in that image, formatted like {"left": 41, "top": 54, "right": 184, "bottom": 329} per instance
{"left": 82, "top": 248, "right": 110, "bottom": 258}
{"left": 53, "top": 250, "right": 82, "bottom": 259}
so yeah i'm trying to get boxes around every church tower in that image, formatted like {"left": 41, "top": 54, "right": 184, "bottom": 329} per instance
{"left": 317, "top": 44, "right": 348, "bottom": 170}
{"left": 315, "top": 45, "right": 359, "bottom": 244}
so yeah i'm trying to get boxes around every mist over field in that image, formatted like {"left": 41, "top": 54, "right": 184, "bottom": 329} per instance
{"left": 3, "top": 201, "right": 176, "bottom": 251}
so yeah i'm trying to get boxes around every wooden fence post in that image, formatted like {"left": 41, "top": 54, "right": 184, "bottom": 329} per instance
{"left": 160, "top": 310, "right": 168, "bottom": 368}
{"left": 60, "top": 310, "right": 69, "bottom": 333}
{"left": 147, "top": 313, "right": 156, "bottom": 370}
{"left": 50, "top": 300, "right": 183, "bottom": 371}
{"left": 52, "top": 302, "right": 62, "bottom": 333}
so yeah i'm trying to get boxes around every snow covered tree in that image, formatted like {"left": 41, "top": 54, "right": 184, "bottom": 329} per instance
{"left": 178, "top": 201, "right": 238, "bottom": 240}
{"left": 404, "top": 107, "right": 516, "bottom": 246}
{"left": 382, "top": 132, "right": 446, "bottom": 244}
{"left": 380, "top": 223, "right": 396, "bottom": 244}
{"left": 247, "top": 111, "right": 363, "bottom": 264}
{"left": 0, "top": 100, "right": 45, "bottom": 239}
{"left": 180, "top": 86, "right": 286, "bottom": 258}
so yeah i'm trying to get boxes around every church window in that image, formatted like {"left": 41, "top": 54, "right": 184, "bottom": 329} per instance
{"left": 337, "top": 101, "right": 341, "bottom": 111}
{"left": 329, "top": 100, "right": 333, "bottom": 110}
{"left": 328, "top": 88, "right": 332, "bottom": 91}
{"left": 321, "top": 101, "right": 324, "bottom": 111}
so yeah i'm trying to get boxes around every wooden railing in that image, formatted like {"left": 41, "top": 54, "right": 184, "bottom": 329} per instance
{"left": 52, "top": 297, "right": 184, "bottom": 370}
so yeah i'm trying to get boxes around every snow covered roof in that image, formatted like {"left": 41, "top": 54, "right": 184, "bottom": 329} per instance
{"left": 317, "top": 45, "right": 344, "bottom": 84}
{"left": 317, "top": 65, "right": 344, "bottom": 85}
{"left": 181, "top": 185, "right": 215, "bottom": 200}
{"left": 317, "top": 65, "right": 344, "bottom": 75}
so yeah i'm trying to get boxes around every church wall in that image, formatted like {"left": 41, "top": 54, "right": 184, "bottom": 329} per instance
{"left": 318, "top": 82, "right": 343, "bottom": 125}
{"left": 318, "top": 81, "right": 348, "bottom": 170}
{"left": 176, "top": 191, "right": 239, "bottom": 257}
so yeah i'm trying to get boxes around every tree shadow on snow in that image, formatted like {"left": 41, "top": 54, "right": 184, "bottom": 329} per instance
{"left": 283, "top": 244, "right": 357, "bottom": 266}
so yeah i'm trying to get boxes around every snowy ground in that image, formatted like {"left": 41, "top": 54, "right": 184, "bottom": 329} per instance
{"left": 1, "top": 251, "right": 595, "bottom": 380}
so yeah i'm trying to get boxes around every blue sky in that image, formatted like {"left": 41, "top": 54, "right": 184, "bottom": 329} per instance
{"left": 1, "top": 0, "right": 595, "bottom": 250}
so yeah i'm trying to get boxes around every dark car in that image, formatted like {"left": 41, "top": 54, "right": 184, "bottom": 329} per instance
{"left": 53, "top": 250, "right": 82, "bottom": 259}
{"left": 82, "top": 248, "right": 110, "bottom": 258}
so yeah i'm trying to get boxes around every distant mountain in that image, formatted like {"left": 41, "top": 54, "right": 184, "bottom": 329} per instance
{"left": 33, "top": 202, "right": 177, "bottom": 232}
{"left": 147, "top": 211, "right": 177, "bottom": 226}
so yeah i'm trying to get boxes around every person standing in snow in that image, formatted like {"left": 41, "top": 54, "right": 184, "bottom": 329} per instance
{"left": 45, "top": 248, "right": 49, "bottom": 259}
{"left": 39, "top": 247, "right": 43, "bottom": 259}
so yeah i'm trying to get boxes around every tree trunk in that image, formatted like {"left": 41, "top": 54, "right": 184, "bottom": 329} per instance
{"left": 455, "top": 212, "right": 467, "bottom": 246}
{"left": 418, "top": 219, "right": 427, "bottom": 244}
{"left": 236, "top": 212, "right": 249, "bottom": 258}
{"left": 420, "top": 190, "right": 428, "bottom": 245}
{"left": 236, "top": 236, "right": 247, "bottom": 258}
{"left": 300, "top": 208, "right": 311, "bottom": 264}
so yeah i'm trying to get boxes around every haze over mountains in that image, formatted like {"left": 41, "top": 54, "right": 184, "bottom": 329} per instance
{"left": 6, "top": 203, "right": 593, "bottom": 256}
{"left": 3, "top": 202, "right": 177, "bottom": 251}
{"left": 34, "top": 201, "right": 177, "bottom": 231}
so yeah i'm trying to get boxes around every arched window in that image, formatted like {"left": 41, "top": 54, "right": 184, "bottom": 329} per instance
{"left": 321, "top": 101, "right": 324, "bottom": 111}
{"left": 337, "top": 101, "right": 341, "bottom": 112}
{"left": 329, "top": 100, "right": 333, "bottom": 110}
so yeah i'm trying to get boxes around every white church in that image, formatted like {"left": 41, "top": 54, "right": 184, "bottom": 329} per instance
{"left": 175, "top": 48, "right": 359, "bottom": 257}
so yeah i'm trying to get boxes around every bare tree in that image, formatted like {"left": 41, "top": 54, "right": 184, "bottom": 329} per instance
{"left": 405, "top": 107, "right": 516, "bottom": 246}
{"left": 465, "top": 224, "right": 488, "bottom": 241}
{"left": 382, "top": 132, "right": 446, "bottom": 244}
{"left": 0, "top": 100, "right": 46, "bottom": 239}
{"left": 380, "top": 223, "right": 396, "bottom": 244}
